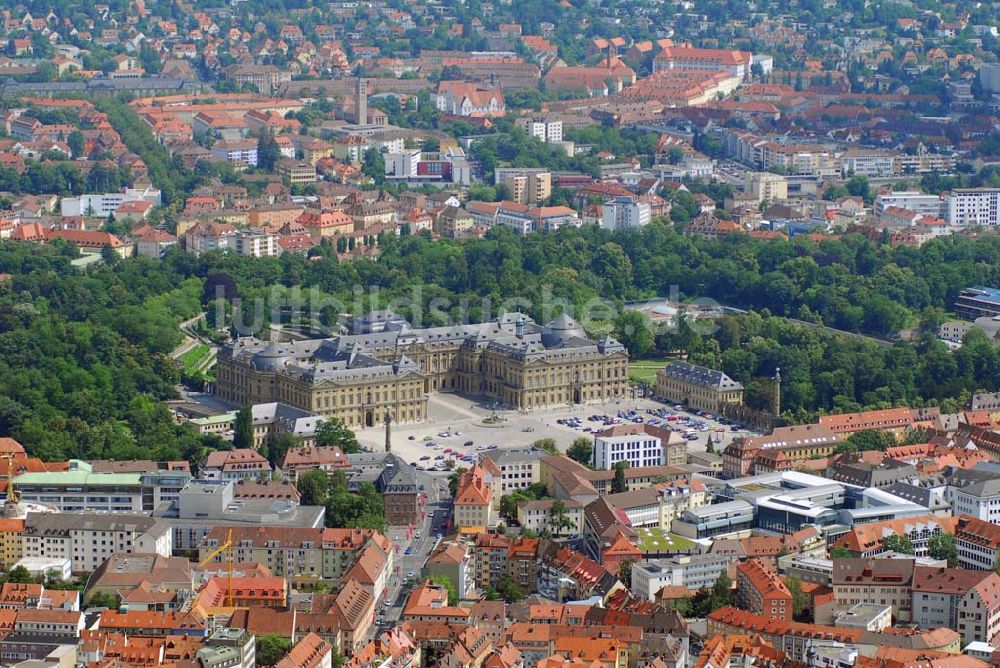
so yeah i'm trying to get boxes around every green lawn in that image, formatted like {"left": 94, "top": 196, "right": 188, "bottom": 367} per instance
{"left": 635, "top": 527, "right": 697, "bottom": 552}
{"left": 179, "top": 343, "right": 211, "bottom": 375}
{"left": 629, "top": 358, "right": 670, "bottom": 384}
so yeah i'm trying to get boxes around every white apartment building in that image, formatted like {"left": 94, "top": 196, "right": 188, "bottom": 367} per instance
{"left": 593, "top": 423, "right": 686, "bottom": 470}
{"left": 481, "top": 447, "right": 544, "bottom": 496}
{"left": 875, "top": 191, "right": 944, "bottom": 218}
{"left": 601, "top": 196, "right": 651, "bottom": 230}
{"left": 60, "top": 187, "right": 162, "bottom": 217}
{"left": 23, "top": 512, "right": 172, "bottom": 574}
{"left": 947, "top": 189, "right": 1000, "bottom": 227}
{"left": 947, "top": 473, "right": 1000, "bottom": 522}
{"left": 517, "top": 499, "right": 584, "bottom": 534}
{"left": 631, "top": 553, "right": 732, "bottom": 600}
{"left": 235, "top": 228, "right": 279, "bottom": 257}
{"left": 211, "top": 140, "right": 258, "bottom": 168}
{"left": 517, "top": 118, "right": 563, "bottom": 143}
{"left": 840, "top": 150, "right": 896, "bottom": 178}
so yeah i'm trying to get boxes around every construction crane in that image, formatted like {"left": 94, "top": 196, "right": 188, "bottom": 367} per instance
{"left": 0, "top": 454, "right": 20, "bottom": 506}
{"left": 198, "top": 528, "right": 234, "bottom": 608}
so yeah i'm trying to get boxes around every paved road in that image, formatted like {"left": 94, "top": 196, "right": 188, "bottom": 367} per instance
{"left": 379, "top": 469, "right": 452, "bottom": 626}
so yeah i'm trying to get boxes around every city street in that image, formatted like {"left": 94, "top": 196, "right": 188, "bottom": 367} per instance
{"left": 379, "top": 468, "right": 453, "bottom": 625}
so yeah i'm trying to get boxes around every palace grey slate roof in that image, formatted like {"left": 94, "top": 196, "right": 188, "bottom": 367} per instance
{"left": 660, "top": 361, "right": 743, "bottom": 391}
{"left": 224, "top": 313, "right": 625, "bottom": 386}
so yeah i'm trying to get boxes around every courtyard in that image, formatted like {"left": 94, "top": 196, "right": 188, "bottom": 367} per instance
{"left": 355, "top": 391, "right": 754, "bottom": 469}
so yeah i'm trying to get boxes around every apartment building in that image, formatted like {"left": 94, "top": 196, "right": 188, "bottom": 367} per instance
{"left": 839, "top": 150, "right": 897, "bottom": 178}
{"left": 210, "top": 140, "right": 258, "bottom": 169}
{"left": 955, "top": 515, "right": 1000, "bottom": 571}
{"left": 592, "top": 423, "right": 687, "bottom": 470}
{"left": 13, "top": 465, "right": 189, "bottom": 513}
{"left": 601, "top": 196, "right": 651, "bottom": 230}
{"left": 202, "top": 449, "right": 272, "bottom": 481}
{"left": 234, "top": 228, "right": 279, "bottom": 258}
{"left": 631, "top": 553, "right": 732, "bottom": 600}
{"left": 0, "top": 520, "right": 24, "bottom": 571}
{"left": 745, "top": 172, "right": 788, "bottom": 204}
{"left": 517, "top": 499, "right": 584, "bottom": 534}
{"left": 423, "top": 540, "right": 475, "bottom": 599}
{"left": 653, "top": 46, "right": 753, "bottom": 77}
{"left": 495, "top": 168, "right": 552, "bottom": 204}
{"left": 597, "top": 479, "right": 707, "bottom": 531}
{"left": 516, "top": 117, "right": 563, "bottom": 143}
{"left": 946, "top": 189, "right": 1000, "bottom": 227}
{"left": 23, "top": 513, "right": 172, "bottom": 575}
{"left": 832, "top": 558, "right": 915, "bottom": 622}
{"left": 758, "top": 143, "right": 838, "bottom": 177}
{"left": 911, "top": 566, "right": 1000, "bottom": 645}
{"left": 735, "top": 559, "right": 793, "bottom": 621}
{"left": 831, "top": 515, "right": 957, "bottom": 558}
{"left": 60, "top": 187, "right": 162, "bottom": 217}
{"left": 874, "top": 191, "right": 944, "bottom": 219}
{"left": 277, "top": 160, "right": 317, "bottom": 184}
{"left": 947, "top": 470, "right": 1000, "bottom": 522}
{"left": 481, "top": 447, "right": 545, "bottom": 497}
{"left": 495, "top": 202, "right": 581, "bottom": 234}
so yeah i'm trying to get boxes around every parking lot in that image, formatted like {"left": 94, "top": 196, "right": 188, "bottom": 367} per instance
{"left": 355, "top": 392, "right": 756, "bottom": 469}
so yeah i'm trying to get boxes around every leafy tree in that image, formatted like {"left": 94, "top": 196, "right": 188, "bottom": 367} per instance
{"left": 264, "top": 432, "right": 298, "bottom": 468}
{"left": 296, "top": 470, "right": 330, "bottom": 506}
{"left": 496, "top": 575, "right": 525, "bottom": 602}
{"left": 448, "top": 468, "right": 467, "bottom": 497}
{"left": 615, "top": 310, "right": 655, "bottom": 358}
{"left": 362, "top": 148, "right": 385, "bottom": 184}
{"left": 618, "top": 559, "right": 634, "bottom": 588}
{"left": 500, "top": 491, "right": 528, "bottom": 521}
{"left": 532, "top": 438, "right": 558, "bottom": 455}
{"left": 829, "top": 546, "right": 852, "bottom": 559}
{"left": 785, "top": 575, "right": 809, "bottom": 620}
{"left": 324, "top": 473, "right": 385, "bottom": 532}
{"left": 549, "top": 499, "right": 573, "bottom": 535}
{"left": 567, "top": 437, "right": 593, "bottom": 466}
{"left": 233, "top": 405, "right": 254, "bottom": 448}
{"left": 85, "top": 590, "right": 120, "bottom": 609}
{"left": 612, "top": 461, "right": 628, "bottom": 494}
{"left": 711, "top": 572, "right": 734, "bottom": 606}
{"left": 835, "top": 429, "right": 896, "bottom": 454}
{"left": 430, "top": 575, "right": 459, "bottom": 605}
{"left": 315, "top": 418, "right": 360, "bottom": 453}
{"left": 256, "top": 634, "right": 291, "bottom": 666}
{"left": 7, "top": 566, "right": 33, "bottom": 583}
{"left": 67, "top": 131, "right": 85, "bottom": 158}
{"left": 257, "top": 133, "right": 281, "bottom": 172}
{"left": 882, "top": 534, "right": 914, "bottom": 555}
{"left": 927, "top": 533, "right": 958, "bottom": 567}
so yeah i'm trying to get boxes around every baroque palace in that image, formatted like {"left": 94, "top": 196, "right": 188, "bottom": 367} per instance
{"left": 215, "top": 312, "right": 629, "bottom": 427}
